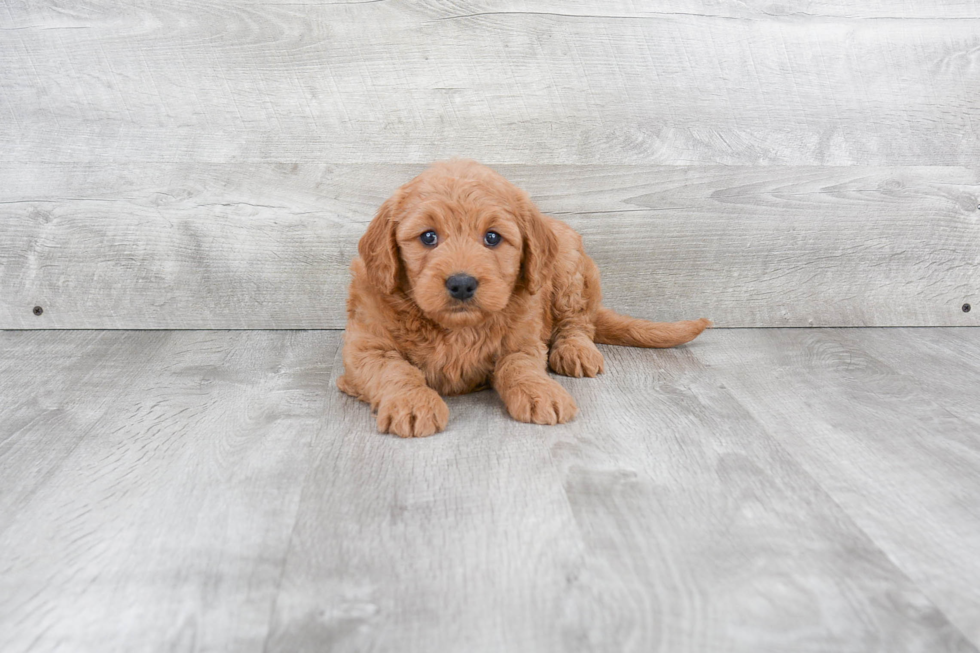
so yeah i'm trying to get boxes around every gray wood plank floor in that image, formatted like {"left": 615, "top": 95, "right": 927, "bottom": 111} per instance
{"left": 1, "top": 328, "right": 979, "bottom": 652}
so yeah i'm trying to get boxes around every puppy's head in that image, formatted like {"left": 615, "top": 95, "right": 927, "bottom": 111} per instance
{"left": 359, "top": 160, "right": 555, "bottom": 328}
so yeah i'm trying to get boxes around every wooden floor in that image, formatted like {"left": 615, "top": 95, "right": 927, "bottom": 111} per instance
{"left": 1, "top": 328, "right": 979, "bottom": 653}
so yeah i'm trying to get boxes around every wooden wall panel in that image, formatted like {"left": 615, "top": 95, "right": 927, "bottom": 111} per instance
{"left": 2, "top": 163, "right": 976, "bottom": 328}
{"left": 2, "top": 1, "right": 978, "bottom": 327}
{"left": 2, "top": 1, "right": 979, "bottom": 166}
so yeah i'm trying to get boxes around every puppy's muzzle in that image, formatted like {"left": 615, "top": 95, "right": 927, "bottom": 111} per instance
{"left": 446, "top": 274, "right": 478, "bottom": 301}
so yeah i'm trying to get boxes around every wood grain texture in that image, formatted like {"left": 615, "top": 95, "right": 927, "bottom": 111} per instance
{"left": 0, "top": 330, "right": 338, "bottom": 653}
{"left": 2, "top": 329, "right": 980, "bottom": 651}
{"left": 3, "top": 0, "right": 979, "bottom": 328}
{"left": 526, "top": 343, "right": 975, "bottom": 653}
{"left": 834, "top": 328, "right": 980, "bottom": 428}
{"left": 2, "top": 1, "right": 980, "bottom": 165}
{"left": 266, "top": 374, "right": 586, "bottom": 652}
{"left": 0, "top": 331, "right": 170, "bottom": 527}
{"left": 266, "top": 334, "right": 975, "bottom": 652}
{"left": 2, "top": 163, "right": 977, "bottom": 328}
{"left": 702, "top": 328, "right": 980, "bottom": 645}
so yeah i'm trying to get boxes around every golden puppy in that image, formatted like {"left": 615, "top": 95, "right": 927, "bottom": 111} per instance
{"left": 338, "top": 160, "right": 710, "bottom": 437}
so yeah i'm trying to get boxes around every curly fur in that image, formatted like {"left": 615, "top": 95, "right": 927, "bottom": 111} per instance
{"left": 338, "top": 159, "right": 711, "bottom": 437}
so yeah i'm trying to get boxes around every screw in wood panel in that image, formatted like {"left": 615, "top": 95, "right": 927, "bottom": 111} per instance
{"left": 964, "top": 303, "right": 972, "bottom": 313}
{"left": 33, "top": 306, "right": 43, "bottom": 316}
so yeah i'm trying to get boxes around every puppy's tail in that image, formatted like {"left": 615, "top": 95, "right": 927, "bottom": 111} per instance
{"left": 593, "top": 308, "right": 712, "bottom": 348}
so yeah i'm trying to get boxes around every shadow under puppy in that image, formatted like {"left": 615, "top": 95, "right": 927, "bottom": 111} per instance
{"left": 338, "top": 159, "right": 711, "bottom": 437}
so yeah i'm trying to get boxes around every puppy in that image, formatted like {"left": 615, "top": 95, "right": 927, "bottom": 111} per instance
{"left": 338, "top": 160, "right": 710, "bottom": 437}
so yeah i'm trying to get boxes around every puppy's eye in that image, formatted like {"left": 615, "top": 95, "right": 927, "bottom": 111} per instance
{"left": 484, "top": 231, "right": 502, "bottom": 247}
{"left": 419, "top": 230, "right": 438, "bottom": 247}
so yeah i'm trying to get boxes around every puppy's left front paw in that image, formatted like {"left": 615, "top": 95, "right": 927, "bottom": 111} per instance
{"left": 501, "top": 378, "right": 577, "bottom": 425}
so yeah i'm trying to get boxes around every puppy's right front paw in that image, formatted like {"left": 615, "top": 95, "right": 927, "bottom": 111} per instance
{"left": 376, "top": 387, "right": 449, "bottom": 438}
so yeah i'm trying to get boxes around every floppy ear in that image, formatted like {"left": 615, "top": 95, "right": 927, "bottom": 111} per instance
{"left": 517, "top": 200, "right": 557, "bottom": 295}
{"left": 358, "top": 196, "right": 401, "bottom": 293}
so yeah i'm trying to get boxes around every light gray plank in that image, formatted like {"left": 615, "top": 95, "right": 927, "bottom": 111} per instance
{"left": 0, "top": 331, "right": 171, "bottom": 526}
{"left": 829, "top": 328, "right": 980, "bottom": 429}
{"left": 247, "top": 0, "right": 980, "bottom": 17}
{"left": 3, "top": 328, "right": 979, "bottom": 651}
{"left": 2, "top": 163, "right": 976, "bottom": 328}
{"left": 2, "top": 1, "right": 979, "bottom": 165}
{"left": 0, "top": 330, "right": 339, "bottom": 653}
{"left": 702, "top": 328, "right": 980, "bottom": 645}
{"left": 266, "top": 336, "right": 975, "bottom": 652}
{"left": 265, "top": 371, "right": 587, "bottom": 652}
{"left": 551, "top": 343, "right": 975, "bottom": 653}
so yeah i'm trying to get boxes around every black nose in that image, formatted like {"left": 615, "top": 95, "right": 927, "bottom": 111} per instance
{"left": 445, "top": 274, "right": 478, "bottom": 301}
